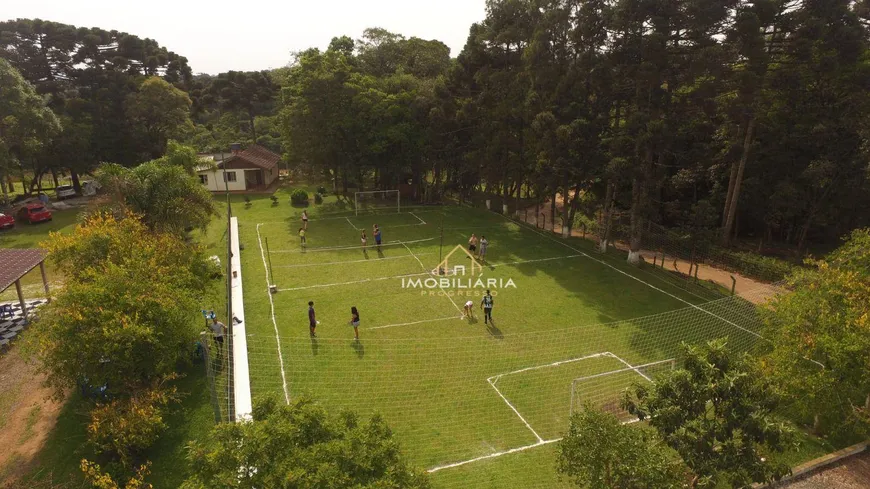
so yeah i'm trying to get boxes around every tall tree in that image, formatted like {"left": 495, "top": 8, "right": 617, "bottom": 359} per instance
{"left": 207, "top": 70, "right": 277, "bottom": 141}
{"left": 760, "top": 228, "right": 870, "bottom": 440}
{"left": 0, "top": 57, "right": 60, "bottom": 201}
{"left": 125, "top": 77, "right": 193, "bottom": 159}
{"left": 623, "top": 339, "right": 793, "bottom": 488}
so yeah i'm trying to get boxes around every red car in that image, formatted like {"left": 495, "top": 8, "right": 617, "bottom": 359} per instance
{"left": 0, "top": 213, "right": 14, "bottom": 230}
{"left": 17, "top": 203, "right": 52, "bottom": 224}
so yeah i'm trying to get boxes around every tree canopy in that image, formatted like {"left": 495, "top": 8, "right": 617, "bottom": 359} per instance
{"left": 623, "top": 340, "right": 793, "bottom": 488}
{"left": 760, "top": 228, "right": 870, "bottom": 441}
{"left": 182, "top": 396, "right": 430, "bottom": 489}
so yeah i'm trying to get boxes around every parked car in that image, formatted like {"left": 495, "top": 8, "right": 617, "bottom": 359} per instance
{"left": 17, "top": 203, "right": 52, "bottom": 224}
{"left": 55, "top": 185, "right": 76, "bottom": 199}
{"left": 0, "top": 213, "right": 14, "bottom": 230}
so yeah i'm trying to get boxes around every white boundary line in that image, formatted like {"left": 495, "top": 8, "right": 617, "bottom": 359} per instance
{"left": 256, "top": 223, "right": 290, "bottom": 404}
{"left": 367, "top": 316, "right": 459, "bottom": 331}
{"left": 499, "top": 214, "right": 764, "bottom": 340}
{"left": 273, "top": 253, "right": 433, "bottom": 269}
{"left": 402, "top": 240, "right": 463, "bottom": 314}
{"left": 428, "top": 439, "right": 561, "bottom": 473}
{"left": 277, "top": 271, "right": 430, "bottom": 292}
{"left": 489, "top": 353, "right": 607, "bottom": 383}
{"left": 426, "top": 351, "right": 646, "bottom": 474}
{"left": 485, "top": 353, "right": 610, "bottom": 446}
{"left": 487, "top": 377, "right": 544, "bottom": 443}
{"left": 345, "top": 217, "right": 361, "bottom": 231}
{"left": 270, "top": 237, "right": 436, "bottom": 253}
{"left": 607, "top": 352, "right": 654, "bottom": 382}
{"left": 411, "top": 212, "right": 427, "bottom": 225}
{"left": 488, "top": 254, "right": 583, "bottom": 269}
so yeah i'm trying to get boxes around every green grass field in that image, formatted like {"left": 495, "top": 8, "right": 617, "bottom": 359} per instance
{"left": 230, "top": 192, "right": 773, "bottom": 488}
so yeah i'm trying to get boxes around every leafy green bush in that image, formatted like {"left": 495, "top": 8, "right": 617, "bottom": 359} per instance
{"left": 290, "top": 189, "right": 309, "bottom": 205}
{"left": 314, "top": 192, "right": 323, "bottom": 204}
{"left": 709, "top": 248, "right": 795, "bottom": 282}
{"left": 87, "top": 381, "right": 178, "bottom": 467}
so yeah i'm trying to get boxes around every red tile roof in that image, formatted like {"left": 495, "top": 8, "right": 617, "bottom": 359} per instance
{"left": 223, "top": 144, "right": 280, "bottom": 171}
{"left": 0, "top": 249, "right": 46, "bottom": 293}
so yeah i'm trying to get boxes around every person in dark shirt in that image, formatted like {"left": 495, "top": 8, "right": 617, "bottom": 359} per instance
{"left": 349, "top": 306, "right": 360, "bottom": 341}
{"left": 480, "top": 290, "right": 494, "bottom": 325}
{"left": 373, "top": 224, "right": 382, "bottom": 251}
{"left": 308, "top": 301, "right": 318, "bottom": 337}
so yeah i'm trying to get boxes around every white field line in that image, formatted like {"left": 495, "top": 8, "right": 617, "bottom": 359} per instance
{"left": 411, "top": 212, "right": 427, "bottom": 225}
{"left": 486, "top": 378, "right": 544, "bottom": 443}
{"left": 256, "top": 224, "right": 290, "bottom": 404}
{"left": 428, "top": 417, "right": 645, "bottom": 473}
{"left": 269, "top": 237, "right": 436, "bottom": 253}
{"left": 428, "top": 439, "right": 561, "bottom": 473}
{"left": 366, "top": 316, "right": 459, "bottom": 331}
{"left": 605, "top": 352, "right": 653, "bottom": 383}
{"left": 488, "top": 255, "right": 583, "bottom": 269}
{"left": 277, "top": 271, "right": 430, "bottom": 292}
{"left": 402, "top": 240, "right": 463, "bottom": 314}
{"left": 485, "top": 353, "right": 611, "bottom": 449}
{"left": 345, "top": 217, "right": 361, "bottom": 231}
{"left": 489, "top": 352, "right": 608, "bottom": 384}
{"left": 429, "top": 355, "right": 656, "bottom": 473}
{"left": 273, "top": 253, "right": 433, "bottom": 269}
{"left": 500, "top": 215, "right": 765, "bottom": 340}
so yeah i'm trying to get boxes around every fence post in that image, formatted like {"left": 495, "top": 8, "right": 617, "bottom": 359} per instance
{"left": 730, "top": 275, "right": 737, "bottom": 296}
{"left": 541, "top": 213, "right": 546, "bottom": 230}
{"left": 660, "top": 249, "right": 665, "bottom": 269}
{"left": 653, "top": 255, "right": 657, "bottom": 267}
{"left": 694, "top": 264, "right": 699, "bottom": 281}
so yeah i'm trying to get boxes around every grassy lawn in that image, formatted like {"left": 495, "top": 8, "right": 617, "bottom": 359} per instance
{"left": 228, "top": 188, "right": 808, "bottom": 486}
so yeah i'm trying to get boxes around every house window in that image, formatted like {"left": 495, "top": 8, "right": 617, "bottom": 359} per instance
{"left": 199, "top": 174, "right": 208, "bottom": 185}
{"left": 224, "top": 171, "right": 237, "bottom": 183}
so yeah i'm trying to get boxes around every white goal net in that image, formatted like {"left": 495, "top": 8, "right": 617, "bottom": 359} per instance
{"left": 569, "top": 358, "right": 676, "bottom": 422}
{"left": 354, "top": 190, "right": 400, "bottom": 216}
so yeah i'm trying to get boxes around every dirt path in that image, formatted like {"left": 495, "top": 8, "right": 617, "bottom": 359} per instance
{"left": 0, "top": 347, "right": 66, "bottom": 486}
{"left": 520, "top": 197, "right": 776, "bottom": 304}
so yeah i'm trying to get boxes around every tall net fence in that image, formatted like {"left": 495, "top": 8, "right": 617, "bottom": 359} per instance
{"left": 511, "top": 203, "right": 794, "bottom": 295}
{"left": 235, "top": 282, "right": 783, "bottom": 480}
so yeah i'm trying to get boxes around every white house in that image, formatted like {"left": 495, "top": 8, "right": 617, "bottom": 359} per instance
{"left": 197, "top": 144, "right": 280, "bottom": 192}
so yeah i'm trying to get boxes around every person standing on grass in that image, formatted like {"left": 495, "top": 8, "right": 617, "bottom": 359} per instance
{"left": 479, "top": 235, "right": 489, "bottom": 262}
{"left": 361, "top": 230, "right": 368, "bottom": 249}
{"left": 464, "top": 300, "right": 475, "bottom": 319}
{"left": 468, "top": 233, "right": 478, "bottom": 256}
{"left": 373, "top": 224, "right": 382, "bottom": 251}
{"left": 210, "top": 317, "right": 227, "bottom": 356}
{"left": 308, "top": 301, "right": 319, "bottom": 337}
{"left": 302, "top": 210, "right": 309, "bottom": 230}
{"left": 480, "top": 290, "right": 494, "bottom": 325}
{"left": 349, "top": 306, "right": 360, "bottom": 340}
{"left": 299, "top": 228, "right": 307, "bottom": 249}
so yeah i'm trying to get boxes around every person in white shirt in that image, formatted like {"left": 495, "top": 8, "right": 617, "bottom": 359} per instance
{"left": 464, "top": 300, "right": 475, "bottom": 319}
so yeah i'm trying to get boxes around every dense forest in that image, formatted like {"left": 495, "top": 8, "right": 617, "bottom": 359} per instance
{"left": 3, "top": 0, "right": 870, "bottom": 256}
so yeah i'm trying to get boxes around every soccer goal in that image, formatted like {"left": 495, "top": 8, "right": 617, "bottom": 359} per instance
{"left": 354, "top": 190, "right": 400, "bottom": 216}
{"left": 569, "top": 358, "right": 675, "bottom": 422}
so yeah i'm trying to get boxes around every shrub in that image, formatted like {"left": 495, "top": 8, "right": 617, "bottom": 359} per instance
{"left": 87, "top": 381, "right": 178, "bottom": 467}
{"left": 709, "top": 248, "right": 795, "bottom": 282}
{"left": 290, "top": 189, "right": 309, "bottom": 205}
{"left": 314, "top": 192, "right": 323, "bottom": 204}
{"left": 81, "top": 460, "right": 152, "bottom": 489}
{"left": 317, "top": 186, "right": 327, "bottom": 195}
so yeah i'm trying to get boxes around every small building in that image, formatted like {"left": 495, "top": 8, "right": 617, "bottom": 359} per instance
{"left": 197, "top": 145, "right": 280, "bottom": 192}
